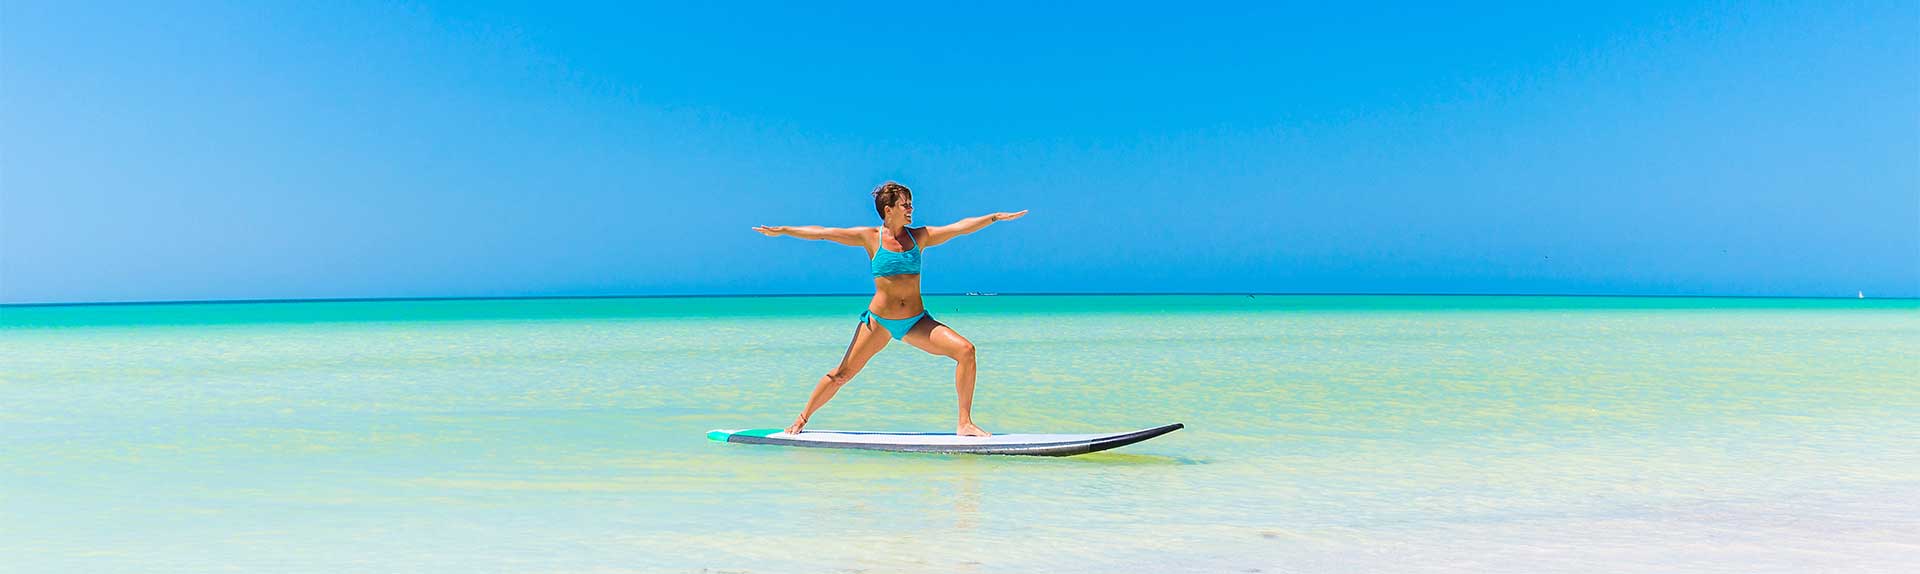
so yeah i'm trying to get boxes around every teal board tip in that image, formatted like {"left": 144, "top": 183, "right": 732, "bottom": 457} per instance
{"left": 706, "top": 429, "right": 782, "bottom": 442}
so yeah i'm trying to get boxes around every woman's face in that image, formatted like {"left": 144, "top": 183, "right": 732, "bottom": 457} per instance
{"left": 889, "top": 197, "right": 914, "bottom": 224}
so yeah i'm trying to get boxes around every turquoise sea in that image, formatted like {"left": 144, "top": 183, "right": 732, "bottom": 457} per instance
{"left": 3, "top": 294, "right": 1916, "bottom": 573}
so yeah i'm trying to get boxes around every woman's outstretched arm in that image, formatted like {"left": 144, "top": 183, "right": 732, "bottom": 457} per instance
{"left": 752, "top": 225, "right": 870, "bottom": 247}
{"left": 922, "top": 210, "right": 1028, "bottom": 248}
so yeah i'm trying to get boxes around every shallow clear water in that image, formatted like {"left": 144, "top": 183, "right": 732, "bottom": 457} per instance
{"left": 3, "top": 295, "right": 1916, "bottom": 573}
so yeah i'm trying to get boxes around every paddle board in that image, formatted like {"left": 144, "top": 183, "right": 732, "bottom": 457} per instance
{"left": 706, "top": 423, "right": 1183, "bottom": 456}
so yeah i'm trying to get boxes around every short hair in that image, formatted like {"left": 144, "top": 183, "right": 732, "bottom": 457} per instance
{"left": 871, "top": 181, "right": 912, "bottom": 218}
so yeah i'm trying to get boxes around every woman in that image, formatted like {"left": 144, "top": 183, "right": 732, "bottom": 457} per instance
{"left": 752, "top": 181, "right": 1027, "bottom": 437}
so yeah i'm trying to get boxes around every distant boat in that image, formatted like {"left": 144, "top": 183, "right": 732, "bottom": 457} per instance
{"left": 1859, "top": 291, "right": 1865, "bottom": 299}
{"left": 965, "top": 292, "right": 998, "bottom": 296}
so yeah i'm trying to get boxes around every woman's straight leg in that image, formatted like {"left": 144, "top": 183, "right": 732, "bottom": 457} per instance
{"left": 788, "top": 317, "right": 890, "bottom": 434}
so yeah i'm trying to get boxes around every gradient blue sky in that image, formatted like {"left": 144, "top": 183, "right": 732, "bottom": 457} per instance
{"left": 4, "top": 1, "right": 1915, "bottom": 304}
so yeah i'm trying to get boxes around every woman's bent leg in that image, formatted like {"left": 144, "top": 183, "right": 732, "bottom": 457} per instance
{"left": 902, "top": 319, "right": 988, "bottom": 437}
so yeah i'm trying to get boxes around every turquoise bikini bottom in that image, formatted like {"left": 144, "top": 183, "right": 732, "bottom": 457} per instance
{"left": 859, "top": 309, "right": 930, "bottom": 341}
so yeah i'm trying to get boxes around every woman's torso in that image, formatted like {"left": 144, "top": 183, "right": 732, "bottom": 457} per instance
{"left": 867, "top": 226, "right": 923, "bottom": 318}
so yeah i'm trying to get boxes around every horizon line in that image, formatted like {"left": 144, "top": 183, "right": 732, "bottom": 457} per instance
{"left": 1, "top": 290, "right": 1907, "bottom": 309}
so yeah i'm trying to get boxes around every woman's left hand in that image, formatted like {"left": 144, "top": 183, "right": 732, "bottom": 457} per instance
{"left": 992, "top": 210, "right": 1029, "bottom": 222}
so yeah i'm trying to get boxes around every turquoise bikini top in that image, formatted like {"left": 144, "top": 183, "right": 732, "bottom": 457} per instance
{"left": 871, "top": 228, "right": 922, "bottom": 277}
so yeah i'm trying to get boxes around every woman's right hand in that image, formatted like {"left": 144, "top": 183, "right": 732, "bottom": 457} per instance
{"left": 752, "top": 225, "right": 786, "bottom": 237}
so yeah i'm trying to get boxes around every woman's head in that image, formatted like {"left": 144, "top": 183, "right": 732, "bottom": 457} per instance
{"left": 871, "top": 181, "right": 913, "bottom": 224}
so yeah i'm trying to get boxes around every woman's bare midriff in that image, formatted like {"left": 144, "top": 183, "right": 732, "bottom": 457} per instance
{"left": 868, "top": 275, "right": 923, "bottom": 318}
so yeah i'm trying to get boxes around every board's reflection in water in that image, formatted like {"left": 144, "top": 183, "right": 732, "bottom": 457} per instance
{"left": 952, "top": 471, "right": 979, "bottom": 531}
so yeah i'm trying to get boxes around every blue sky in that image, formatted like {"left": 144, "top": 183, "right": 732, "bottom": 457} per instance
{"left": 4, "top": 1, "right": 1915, "bottom": 304}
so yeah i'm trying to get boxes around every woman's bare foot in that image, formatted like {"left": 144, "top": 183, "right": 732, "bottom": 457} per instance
{"left": 785, "top": 418, "right": 808, "bottom": 435}
{"left": 957, "top": 422, "right": 991, "bottom": 437}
